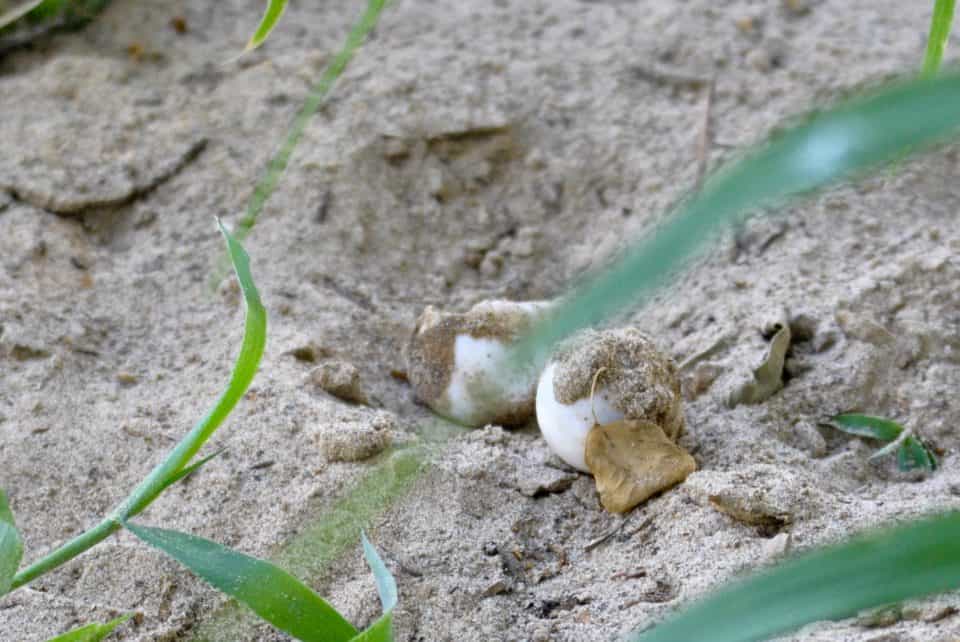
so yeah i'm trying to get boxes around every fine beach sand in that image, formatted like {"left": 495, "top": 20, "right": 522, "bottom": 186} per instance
{"left": 3, "top": 1, "right": 960, "bottom": 640}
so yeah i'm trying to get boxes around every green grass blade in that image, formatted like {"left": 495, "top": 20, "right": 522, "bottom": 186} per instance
{"left": 348, "top": 533, "right": 397, "bottom": 642}
{"left": 154, "top": 449, "right": 227, "bottom": 496}
{"left": 125, "top": 522, "right": 358, "bottom": 642}
{"left": 212, "top": 0, "right": 388, "bottom": 287}
{"left": 0, "top": 488, "right": 23, "bottom": 596}
{"left": 899, "top": 436, "right": 938, "bottom": 471}
{"left": 830, "top": 413, "right": 903, "bottom": 441}
{"left": 118, "top": 220, "right": 266, "bottom": 520}
{"left": 348, "top": 616, "right": 391, "bottom": 642}
{"left": 510, "top": 72, "right": 960, "bottom": 371}
{"left": 190, "top": 443, "right": 433, "bottom": 641}
{"left": 923, "top": 0, "right": 957, "bottom": 76}
{"left": 235, "top": 0, "right": 386, "bottom": 238}
{"left": 45, "top": 615, "right": 131, "bottom": 642}
{"left": 245, "top": 0, "right": 287, "bottom": 52}
{"left": 631, "top": 511, "right": 960, "bottom": 642}
{"left": 9, "top": 222, "right": 265, "bottom": 592}
{"left": 361, "top": 533, "right": 397, "bottom": 613}
{"left": 0, "top": 0, "right": 44, "bottom": 29}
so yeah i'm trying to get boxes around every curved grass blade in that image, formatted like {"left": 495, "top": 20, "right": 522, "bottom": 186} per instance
{"left": 213, "top": 0, "right": 389, "bottom": 287}
{"left": 510, "top": 72, "right": 960, "bottom": 371}
{"left": 153, "top": 449, "right": 226, "bottom": 496}
{"left": 923, "top": 0, "right": 957, "bottom": 77}
{"left": 125, "top": 522, "right": 357, "bottom": 642}
{"left": 245, "top": 0, "right": 287, "bottom": 52}
{"left": 190, "top": 443, "right": 434, "bottom": 641}
{"left": 831, "top": 413, "right": 903, "bottom": 441}
{"left": 630, "top": 511, "right": 960, "bottom": 642}
{"left": 9, "top": 221, "right": 265, "bottom": 592}
{"left": 348, "top": 533, "right": 397, "bottom": 642}
{"left": 0, "top": 0, "right": 44, "bottom": 30}
{"left": 46, "top": 615, "right": 131, "bottom": 642}
{"left": 117, "top": 220, "right": 266, "bottom": 520}
{"left": 899, "top": 436, "right": 938, "bottom": 471}
{"left": 0, "top": 488, "right": 22, "bottom": 596}
{"left": 361, "top": 533, "right": 397, "bottom": 613}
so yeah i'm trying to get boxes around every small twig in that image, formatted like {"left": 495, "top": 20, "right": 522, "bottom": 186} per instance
{"left": 584, "top": 516, "right": 628, "bottom": 552}
{"left": 695, "top": 74, "right": 717, "bottom": 187}
{"left": 611, "top": 568, "right": 648, "bottom": 581}
{"left": 589, "top": 367, "right": 608, "bottom": 426}
{"left": 623, "top": 515, "right": 655, "bottom": 540}
{"left": 629, "top": 64, "right": 711, "bottom": 88}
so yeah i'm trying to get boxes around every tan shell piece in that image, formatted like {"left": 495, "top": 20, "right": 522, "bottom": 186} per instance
{"left": 585, "top": 419, "right": 697, "bottom": 513}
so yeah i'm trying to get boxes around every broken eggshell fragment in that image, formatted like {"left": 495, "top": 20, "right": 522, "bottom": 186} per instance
{"left": 536, "top": 328, "right": 694, "bottom": 512}
{"left": 404, "top": 299, "right": 551, "bottom": 427}
{"left": 536, "top": 328, "right": 686, "bottom": 472}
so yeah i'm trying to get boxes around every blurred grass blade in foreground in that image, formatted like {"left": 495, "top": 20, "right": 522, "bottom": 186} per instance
{"left": 511, "top": 71, "right": 960, "bottom": 371}
{"left": 923, "top": 0, "right": 957, "bottom": 76}
{"left": 0, "top": 488, "right": 22, "bottom": 595}
{"left": 630, "top": 511, "right": 960, "bottom": 642}
{"left": 348, "top": 533, "right": 398, "bottom": 642}
{"left": 45, "top": 615, "right": 131, "bottom": 642}
{"left": 245, "top": 0, "right": 287, "bottom": 52}
{"left": 124, "top": 522, "right": 358, "bottom": 642}
{"left": 0, "top": 0, "right": 44, "bottom": 29}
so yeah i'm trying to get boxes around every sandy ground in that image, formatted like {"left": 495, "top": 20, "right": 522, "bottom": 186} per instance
{"left": 2, "top": 0, "right": 960, "bottom": 640}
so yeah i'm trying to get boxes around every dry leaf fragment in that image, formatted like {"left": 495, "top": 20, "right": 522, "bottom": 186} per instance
{"left": 727, "top": 323, "right": 791, "bottom": 407}
{"left": 585, "top": 420, "right": 696, "bottom": 513}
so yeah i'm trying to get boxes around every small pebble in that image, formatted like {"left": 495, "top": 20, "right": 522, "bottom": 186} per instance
{"left": 309, "top": 361, "right": 368, "bottom": 405}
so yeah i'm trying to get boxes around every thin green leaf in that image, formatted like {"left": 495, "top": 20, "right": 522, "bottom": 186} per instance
{"left": 45, "top": 615, "right": 131, "bottom": 642}
{"left": 923, "top": 0, "right": 957, "bottom": 77}
{"left": 349, "top": 616, "right": 391, "bottom": 642}
{"left": 898, "top": 436, "right": 938, "bottom": 471}
{"left": 9, "top": 222, "right": 266, "bottom": 592}
{"left": 155, "top": 449, "right": 226, "bottom": 495}
{"left": 361, "top": 533, "right": 397, "bottom": 613}
{"left": 0, "top": 488, "right": 23, "bottom": 596}
{"left": 0, "top": 0, "right": 44, "bottom": 29}
{"left": 510, "top": 72, "right": 960, "bottom": 372}
{"left": 192, "top": 443, "right": 434, "bottom": 640}
{"left": 347, "top": 533, "right": 397, "bottom": 642}
{"left": 830, "top": 413, "right": 903, "bottom": 442}
{"left": 245, "top": 0, "right": 287, "bottom": 52}
{"left": 631, "top": 511, "right": 960, "bottom": 642}
{"left": 125, "top": 522, "right": 358, "bottom": 642}
{"left": 213, "top": 0, "right": 388, "bottom": 287}
{"left": 117, "top": 220, "right": 266, "bottom": 521}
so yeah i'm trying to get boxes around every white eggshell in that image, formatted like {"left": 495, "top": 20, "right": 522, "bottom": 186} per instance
{"left": 443, "top": 334, "right": 536, "bottom": 426}
{"left": 535, "top": 362, "right": 624, "bottom": 472}
{"left": 405, "top": 299, "right": 553, "bottom": 427}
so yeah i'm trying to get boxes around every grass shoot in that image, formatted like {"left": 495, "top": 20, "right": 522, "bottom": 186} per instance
{"left": 830, "top": 413, "right": 937, "bottom": 471}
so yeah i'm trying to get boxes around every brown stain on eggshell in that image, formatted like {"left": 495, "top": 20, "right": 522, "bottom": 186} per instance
{"left": 404, "top": 300, "right": 549, "bottom": 425}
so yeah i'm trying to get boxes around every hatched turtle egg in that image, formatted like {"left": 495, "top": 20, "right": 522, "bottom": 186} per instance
{"left": 536, "top": 362, "right": 624, "bottom": 472}
{"left": 405, "top": 299, "right": 551, "bottom": 427}
{"left": 535, "top": 328, "right": 685, "bottom": 472}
